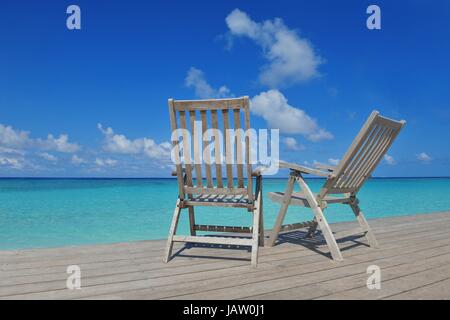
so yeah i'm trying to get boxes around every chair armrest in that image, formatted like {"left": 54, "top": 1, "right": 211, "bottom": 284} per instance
{"left": 314, "top": 162, "right": 336, "bottom": 172}
{"left": 278, "top": 161, "right": 331, "bottom": 177}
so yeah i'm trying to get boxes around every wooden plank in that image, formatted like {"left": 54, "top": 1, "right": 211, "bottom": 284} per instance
{"left": 210, "top": 110, "right": 223, "bottom": 188}
{"left": 333, "top": 227, "right": 367, "bottom": 239}
{"left": 2, "top": 226, "right": 450, "bottom": 294}
{"left": 1, "top": 212, "right": 450, "bottom": 300}
{"left": 234, "top": 109, "right": 244, "bottom": 188}
{"left": 333, "top": 124, "right": 379, "bottom": 189}
{"left": 3, "top": 229, "right": 450, "bottom": 298}
{"left": 168, "top": 99, "right": 185, "bottom": 199}
{"left": 190, "top": 110, "right": 202, "bottom": 187}
{"left": 184, "top": 186, "right": 247, "bottom": 195}
{"left": 172, "top": 235, "right": 253, "bottom": 246}
{"left": 325, "top": 111, "right": 379, "bottom": 192}
{"left": 222, "top": 109, "right": 234, "bottom": 188}
{"left": 243, "top": 97, "right": 253, "bottom": 203}
{"left": 338, "top": 125, "right": 386, "bottom": 190}
{"left": 201, "top": 110, "right": 213, "bottom": 188}
{"left": 173, "top": 98, "right": 245, "bottom": 111}
{"left": 194, "top": 225, "right": 252, "bottom": 233}
{"left": 347, "top": 127, "right": 392, "bottom": 188}
{"left": 179, "top": 111, "right": 193, "bottom": 188}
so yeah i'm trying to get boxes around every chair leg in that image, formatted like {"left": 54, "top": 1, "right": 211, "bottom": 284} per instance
{"left": 267, "top": 175, "right": 296, "bottom": 247}
{"left": 259, "top": 202, "right": 264, "bottom": 247}
{"left": 251, "top": 192, "right": 262, "bottom": 267}
{"left": 257, "top": 176, "right": 265, "bottom": 247}
{"left": 350, "top": 202, "right": 379, "bottom": 248}
{"left": 163, "top": 200, "right": 182, "bottom": 263}
{"left": 188, "top": 206, "right": 196, "bottom": 236}
{"left": 295, "top": 176, "right": 343, "bottom": 261}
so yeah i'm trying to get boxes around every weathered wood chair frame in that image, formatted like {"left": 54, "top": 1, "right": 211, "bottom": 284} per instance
{"left": 268, "top": 111, "right": 406, "bottom": 261}
{"left": 164, "top": 96, "right": 264, "bottom": 267}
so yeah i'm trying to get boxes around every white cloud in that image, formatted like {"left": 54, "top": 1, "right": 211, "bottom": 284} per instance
{"left": 95, "top": 158, "right": 118, "bottom": 167}
{"left": 0, "top": 124, "right": 30, "bottom": 148}
{"left": 250, "top": 90, "right": 333, "bottom": 141}
{"left": 384, "top": 154, "right": 396, "bottom": 165}
{"left": 185, "top": 67, "right": 232, "bottom": 99}
{"left": 98, "top": 124, "right": 171, "bottom": 160}
{"left": 282, "top": 137, "right": 304, "bottom": 151}
{"left": 0, "top": 156, "right": 24, "bottom": 170}
{"left": 0, "top": 146, "right": 25, "bottom": 155}
{"left": 38, "top": 152, "right": 58, "bottom": 162}
{"left": 37, "top": 134, "right": 80, "bottom": 153}
{"left": 328, "top": 158, "right": 340, "bottom": 166}
{"left": 225, "top": 8, "right": 323, "bottom": 87}
{"left": 71, "top": 154, "right": 87, "bottom": 165}
{"left": 0, "top": 123, "right": 79, "bottom": 153}
{"left": 417, "top": 152, "right": 432, "bottom": 163}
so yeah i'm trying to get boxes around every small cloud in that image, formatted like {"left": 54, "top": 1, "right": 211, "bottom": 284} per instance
{"left": 328, "top": 158, "right": 340, "bottom": 166}
{"left": 0, "top": 124, "right": 30, "bottom": 148}
{"left": 416, "top": 152, "right": 432, "bottom": 163}
{"left": 282, "top": 137, "right": 304, "bottom": 151}
{"left": 0, "top": 156, "right": 24, "bottom": 170}
{"left": 37, "top": 134, "right": 80, "bottom": 153}
{"left": 0, "top": 146, "right": 25, "bottom": 155}
{"left": 185, "top": 67, "right": 233, "bottom": 99}
{"left": 98, "top": 124, "right": 171, "bottom": 160}
{"left": 225, "top": 8, "right": 323, "bottom": 87}
{"left": 71, "top": 154, "right": 87, "bottom": 165}
{"left": 384, "top": 154, "right": 396, "bottom": 165}
{"left": 0, "top": 123, "right": 79, "bottom": 153}
{"left": 250, "top": 89, "right": 333, "bottom": 141}
{"left": 95, "top": 158, "right": 117, "bottom": 167}
{"left": 38, "top": 152, "right": 58, "bottom": 162}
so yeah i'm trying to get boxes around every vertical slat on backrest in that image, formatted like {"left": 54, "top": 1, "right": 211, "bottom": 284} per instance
{"left": 222, "top": 109, "right": 234, "bottom": 188}
{"left": 168, "top": 99, "right": 185, "bottom": 199}
{"left": 321, "top": 111, "right": 379, "bottom": 196}
{"left": 341, "top": 126, "right": 387, "bottom": 189}
{"left": 234, "top": 109, "right": 244, "bottom": 188}
{"left": 335, "top": 124, "right": 380, "bottom": 189}
{"left": 243, "top": 97, "right": 253, "bottom": 203}
{"left": 323, "top": 111, "right": 405, "bottom": 196}
{"left": 179, "top": 111, "right": 193, "bottom": 188}
{"left": 352, "top": 127, "right": 397, "bottom": 189}
{"left": 346, "top": 126, "right": 389, "bottom": 188}
{"left": 211, "top": 109, "right": 223, "bottom": 188}
{"left": 201, "top": 110, "right": 213, "bottom": 188}
{"left": 190, "top": 110, "right": 202, "bottom": 187}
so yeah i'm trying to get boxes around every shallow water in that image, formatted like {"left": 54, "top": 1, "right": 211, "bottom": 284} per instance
{"left": 1, "top": 178, "right": 450, "bottom": 250}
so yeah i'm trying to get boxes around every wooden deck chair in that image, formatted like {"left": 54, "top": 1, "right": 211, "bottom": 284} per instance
{"left": 267, "top": 111, "right": 406, "bottom": 261}
{"left": 164, "top": 96, "right": 264, "bottom": 267}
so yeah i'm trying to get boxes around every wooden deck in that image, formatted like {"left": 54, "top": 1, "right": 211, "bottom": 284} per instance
{"left": 1, "top": 211, "right": 450, "bottom": 300}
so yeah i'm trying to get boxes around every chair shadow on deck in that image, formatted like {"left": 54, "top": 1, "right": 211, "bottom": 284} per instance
{"left": 274, "top": 229, "right": 370, "bottom": 260}
{"left": 170, "top": 235, "right": 253, "bottom": 263}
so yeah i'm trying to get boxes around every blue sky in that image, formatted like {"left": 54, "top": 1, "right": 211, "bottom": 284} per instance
{"left": 1, "top": 0, "right": 449, "bottom": 177}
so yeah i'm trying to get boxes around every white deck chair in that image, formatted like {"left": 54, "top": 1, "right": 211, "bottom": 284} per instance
{"left": 267, "top": 111, "right": 406, "bottom": 261}
{"left": 164, "top": 97, "right": 264, "bottom": 267}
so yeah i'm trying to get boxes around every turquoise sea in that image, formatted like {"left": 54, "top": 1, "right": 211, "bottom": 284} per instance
{"left": 1, "top": 178, "right": 450, "bottom": 250}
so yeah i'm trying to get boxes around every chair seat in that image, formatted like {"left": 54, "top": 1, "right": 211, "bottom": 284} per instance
{"left": 269, "top": 191, "right": 351, "bottom": 207}
{"left": 183, "top": 194, "right": 253, "bottom": 208}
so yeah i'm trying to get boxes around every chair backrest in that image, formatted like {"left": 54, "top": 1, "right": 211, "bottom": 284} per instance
{"left": 320, "top": 111, "right": 406, "bottom": 197}
{"left": 168, "top": 97, "right": 254, "bottom": 202}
